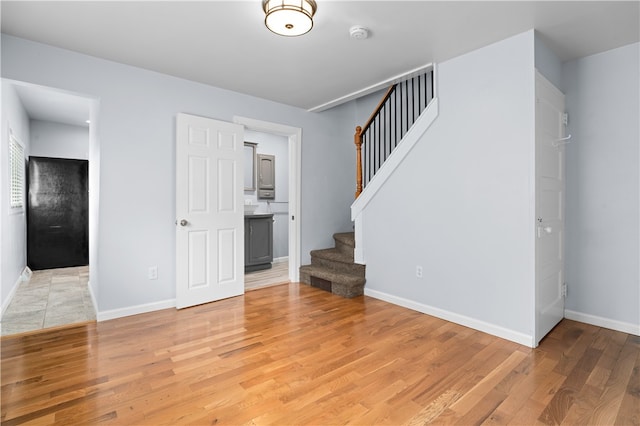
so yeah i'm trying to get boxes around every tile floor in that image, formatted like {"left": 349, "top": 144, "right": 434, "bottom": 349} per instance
{"left": 1, "top": 266, "right": 96, "bottom": 336}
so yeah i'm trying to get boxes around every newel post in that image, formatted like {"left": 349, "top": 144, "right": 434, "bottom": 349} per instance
{"left": 354, "top": 126, "right": 363, "bottom": 199}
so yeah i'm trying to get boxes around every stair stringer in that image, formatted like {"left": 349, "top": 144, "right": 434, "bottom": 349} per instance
{"left": 350, "top": 97, "right": 439, "bottom": 264}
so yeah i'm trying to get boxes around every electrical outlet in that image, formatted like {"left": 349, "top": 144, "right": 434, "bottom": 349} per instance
{"left": 416, "top": 266, "right": 423, "bottom": 278}
{"left": 148, "top": 266, "right": 158, "bottom": 280}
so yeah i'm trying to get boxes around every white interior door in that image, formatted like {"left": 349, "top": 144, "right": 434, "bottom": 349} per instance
{"left": 176, "top": 113, "right": 244, "bottom": 309}
{"left": 535, "top": 71, "right": 566, "bottom": 344}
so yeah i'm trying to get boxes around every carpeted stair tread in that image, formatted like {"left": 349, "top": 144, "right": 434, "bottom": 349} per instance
{"left": 299, "top": 265, "right": 365, "bottom": 286}
{"left": 310, "top": 248, "right": 354, "bottom": 264}
{"left": 299, "top": 231, "right": 364, "bottom": 298}
{"left": 310, "top": 248, "right": 364, "bottom": 275}
{"left": 333, "top": 232, "right": 356, "bottom": 256}
{"left": 333, "top": 232, "right": 355, "bottom": 248}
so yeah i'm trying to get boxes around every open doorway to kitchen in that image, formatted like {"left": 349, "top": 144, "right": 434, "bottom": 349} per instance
{"left": 235, "top": 117, "right": 301, "bottom": 292}
{"left": 243, "top": 130, "right": 290, "bottom": 291}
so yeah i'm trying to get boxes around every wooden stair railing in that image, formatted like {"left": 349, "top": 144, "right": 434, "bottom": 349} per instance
{"left": 354, "top": 69, "right": 434, "bottom": 198}
{"left": 354, "top": 126, "right": 363, "bottom": 198}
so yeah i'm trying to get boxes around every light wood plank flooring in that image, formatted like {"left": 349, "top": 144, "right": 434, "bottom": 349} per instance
{"left": 1, "top": 283, "right": 638, "bottom": 425}
{"left": 244, "top": 260, "right": 289, "bottom": 291}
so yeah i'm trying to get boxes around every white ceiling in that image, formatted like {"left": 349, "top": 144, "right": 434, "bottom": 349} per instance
{"left": 11, "top": 83, "right": 92, "bottom": 128}
{"left": 2, "top": 0, "right": 639, "bottom": 122}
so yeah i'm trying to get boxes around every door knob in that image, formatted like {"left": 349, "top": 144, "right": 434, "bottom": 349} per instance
{"left": 537, "top": 225, "right": 553, "bottom": 238}
{"left": 180, "top": 219, "right": 188, "bottom": 227}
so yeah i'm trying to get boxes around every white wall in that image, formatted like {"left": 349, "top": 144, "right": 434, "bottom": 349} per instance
{"left": 0, "top": 80, "right": 30, "bottom": 313}
{"left": 301, "top": 101, "right": 357, "bottom": 243}
{"left": 359, "top": 31, "right": 537, "bottom": 344}
{"left": 535, "top": 33, "right": 563, "bottom": 91}
{"left": 354, "top": 88, "right": 388, "bottom": 127}
{"left": 563, "top": 42, "right": 640, "bottom": 332}
{"left": 30, "top": 120, "right": 89, "bottom": 160}
{"left": 1, "top": 34, "right": 355, "bottom": 315}
{"left": 244, "top": 129, "right": 289, "bottom": 259}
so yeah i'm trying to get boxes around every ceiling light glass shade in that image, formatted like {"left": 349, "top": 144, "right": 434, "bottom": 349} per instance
{"left": 263, "top": 0, "right": 317, "bottom": 37}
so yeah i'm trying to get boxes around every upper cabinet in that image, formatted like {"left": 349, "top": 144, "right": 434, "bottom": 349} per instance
{"left": 257, "top": 154, "right": 275, "bottom": 199}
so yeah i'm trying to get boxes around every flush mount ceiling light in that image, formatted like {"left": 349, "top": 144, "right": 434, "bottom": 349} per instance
{"left": 262, "top": 0, "right": 317, "bottom": 37}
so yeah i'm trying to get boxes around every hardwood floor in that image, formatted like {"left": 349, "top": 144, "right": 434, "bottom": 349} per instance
{"left": 1, "top": 283, "right": 638, "bottom": 425}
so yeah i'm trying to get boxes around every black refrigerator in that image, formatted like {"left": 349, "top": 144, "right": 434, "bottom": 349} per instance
{"left": 27, "top": 156, "right": 89, "bottom": 270}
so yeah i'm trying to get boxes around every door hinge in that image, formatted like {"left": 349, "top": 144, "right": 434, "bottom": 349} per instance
{"left": 562, "top": 113, "right": 569, "bottom": 126}
{"left": 562, "top": 283, "right": 568, "bottom": 297}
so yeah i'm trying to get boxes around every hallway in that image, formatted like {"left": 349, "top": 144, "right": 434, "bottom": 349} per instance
{"left": 1, "top": 266, "right": 95, "bottom": 336}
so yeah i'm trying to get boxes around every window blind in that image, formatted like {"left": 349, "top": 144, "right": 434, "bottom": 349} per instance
{"left": 9, "top": 132, "right": 24, "bottom": 209}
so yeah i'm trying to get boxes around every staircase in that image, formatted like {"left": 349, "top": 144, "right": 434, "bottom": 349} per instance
{"left": 299, "top": 232, "right": 365, "bottom": 298}
{"left": 355, "top": 68, "right": 434, "bottom": 198}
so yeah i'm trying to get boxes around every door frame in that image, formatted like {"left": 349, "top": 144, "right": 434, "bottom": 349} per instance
{"left": 3, "top": 79, "right": 99, "bottom": 314}
{"left": 233, "top": 116, "right": 301, "bottom": 281}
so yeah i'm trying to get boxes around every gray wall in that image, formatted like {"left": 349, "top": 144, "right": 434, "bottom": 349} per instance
{"left": 0, "top": 81, "right": 30, "bottom": 313}
{"left": 30, "top": 120, "right": 89, "bottom": 160}
{"left": 358, "top": 33, "right": 640, "bottom": 341}
{"left": 563, "top": 42, "right": 639, "bottom": 329}
{"left": 536, "top": 36, "right": 639, "bottom": 332}
{"left": 360, "top": 31, "right": 537, "bottom": 343}
{"left": 1, "top": 34, "right": 355, "bottom": 314}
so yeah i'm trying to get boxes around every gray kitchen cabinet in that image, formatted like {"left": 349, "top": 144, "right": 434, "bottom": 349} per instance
{"left": 257, "top": 154, "right": 275, "bottom": 199}
{"left": 245, "top": 213, "right": 273, "bottom": 272}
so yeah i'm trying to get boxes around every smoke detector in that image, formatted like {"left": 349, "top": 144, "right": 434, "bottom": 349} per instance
{"left": 349, "top": 26, "right": 369, "bottom": 40}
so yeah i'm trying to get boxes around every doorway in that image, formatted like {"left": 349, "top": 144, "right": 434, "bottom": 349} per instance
{"left": 243, "top": 129, "right": 290, "bottom": 290}
{"left": 1, "top": 80, "right": 99, "bottom": 335}
{"left": 234, "top": 116, "right": 302, "bottom": 287}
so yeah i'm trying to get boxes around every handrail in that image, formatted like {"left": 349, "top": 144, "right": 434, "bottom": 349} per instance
{"left": 354, "top": 69, "right": 434, "bottom": 199}
{"left": 362, "top": 85, "right": 396, "bottom": 134}
{"left": 355, "top": 84, "right": 395, "bottom": 198}
{"left": 354, "top": 126, "right": 363, "bottom": 198}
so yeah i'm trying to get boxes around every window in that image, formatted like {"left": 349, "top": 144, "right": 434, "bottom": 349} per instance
{"left": 9, "top": 130, "right": 25, "bottom": 209}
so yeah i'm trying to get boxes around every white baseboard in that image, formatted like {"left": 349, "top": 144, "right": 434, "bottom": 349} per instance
{"left": 364, "top": 288, "right": 534, "bottom": 347}
{"left": 1, "top": 275, "right": 23, "bottom": 318}
{"left": 273, "top": 256, "right": 289, "bottom": 264}
{"left": 87, "top": 281, "right": 98, "bottom": 318}
{"left": 21, "top": 266, "right": 32, "bottom": 281}
{"left": 97, "top": 299, "right": 176, "bottom": 322}
{"left": 564, "top": 309, "right": 640, "bottom": 336}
